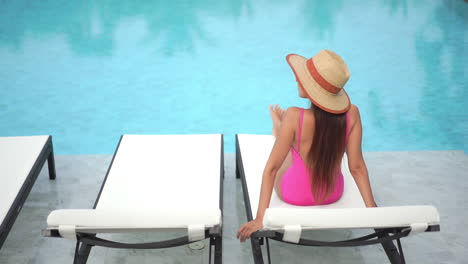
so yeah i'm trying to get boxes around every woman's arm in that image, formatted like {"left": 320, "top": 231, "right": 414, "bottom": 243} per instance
{"left": 237, "top": 107, "right": 297, "bottom": 242}
{"left": 346, "top": 105, "right": 377, "bottom": 207}
{"left": 255, "top": 108, "right": 297, "bottom": 220}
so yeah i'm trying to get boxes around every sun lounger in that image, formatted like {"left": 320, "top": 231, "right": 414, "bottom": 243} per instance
{"left": 235, "top": 134, "right": 440, "bottom": 264}
{"left": 0, "top": 135, "right": 56, "bottom": 249}
{"left": 43, "top": 134, "right": 223, "bottom": 264}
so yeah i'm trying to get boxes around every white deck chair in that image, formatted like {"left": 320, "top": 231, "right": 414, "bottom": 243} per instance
{"left": 0, "top": 135, "right": 56, "bottom": 249}
{"left": 43, "top": 134, "right": 223, "bottom": 264}
{"left": 235, "top": 134, "right": 440, "bottom": 264}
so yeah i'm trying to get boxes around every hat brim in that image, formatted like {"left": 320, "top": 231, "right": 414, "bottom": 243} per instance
{"left": 286, "top": 54, "right": 350, "bottom": 114}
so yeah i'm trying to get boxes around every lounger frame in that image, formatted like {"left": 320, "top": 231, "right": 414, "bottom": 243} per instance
{"left": 46, "top": 135, "right": 224, "bottom": 264}
{"left": 235, "top": 134, "right": 439, "bottom": 264}
{"left": 0, "top": 136, "right": 56, "bottom": 249}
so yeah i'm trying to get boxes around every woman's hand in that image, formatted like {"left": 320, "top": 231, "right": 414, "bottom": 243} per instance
{"left": 237, "top": 219, "right": 263, "bottom": 242}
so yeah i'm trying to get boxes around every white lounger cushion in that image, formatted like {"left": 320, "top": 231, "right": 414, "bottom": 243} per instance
{"left": 0, "top": 136, "right": 49, "bottom": 223}
{"left": 237, "top": 134, "right": 440, "bottom": 243}
{"left": 96, "top": 134, "right": 221, "bottom": 211}
{"left": 48, "top": 209, "right": 221, "bottom": 241}
{"left": 264, "top": 206, "right": 439, "bottom": 230}
{"left": 47, "top": 134, "right": 222, "bottom": 241}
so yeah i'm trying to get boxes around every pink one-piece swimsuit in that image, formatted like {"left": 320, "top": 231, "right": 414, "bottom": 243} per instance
{"left": 280, "top": 108, "right": 349, "bottom": 206}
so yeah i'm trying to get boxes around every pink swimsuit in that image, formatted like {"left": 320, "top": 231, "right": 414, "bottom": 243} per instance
{"left": 280, "top": 108, "right": 349, "bottom": 206}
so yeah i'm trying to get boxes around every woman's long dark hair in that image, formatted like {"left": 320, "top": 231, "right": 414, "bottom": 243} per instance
{"left": 307, "top": 104, "right": 347, "bottom": 203}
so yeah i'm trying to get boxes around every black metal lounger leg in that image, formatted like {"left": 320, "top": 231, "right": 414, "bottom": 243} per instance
{"left": 375, "top": 228, "right": 404, "bottom": 264}
{"left": 265, "top": 238, "right": 272, "bottom": 264}
{"left": 73, "top": 239, "right": 81, "bottom": 264}
{"left": 209, "top": 237, "right": 213, "bottom": 264}
{"left": 214, "top": 235, "right": 223, "bottom": 264}
{"left": 47, "top": 139, "right": 57, "bottom": 180}
{"left": 74, "top": 242, "right": 93, "bottom": 264}
{"left": 251, "top": 237, "right": 264, "bottom": 264}
{"left": 396, "top": 238, "right": 406, "bottom": 264}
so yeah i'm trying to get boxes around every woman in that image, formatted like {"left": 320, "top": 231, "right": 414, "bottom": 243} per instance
{"left": 237, "top": 50, "right": 377, "bottom": 242}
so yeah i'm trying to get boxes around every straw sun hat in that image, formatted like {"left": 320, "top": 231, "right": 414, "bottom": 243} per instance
{"left": 286, "top": 50, "right": 351, "bottom": 114}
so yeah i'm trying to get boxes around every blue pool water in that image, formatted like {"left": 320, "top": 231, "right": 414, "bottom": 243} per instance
{"left": 1, "top": 0, "right": 467, "bottom": 154}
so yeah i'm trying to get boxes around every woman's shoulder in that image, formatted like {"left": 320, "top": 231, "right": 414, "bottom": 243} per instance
{"left": 347, "top": 104, "right": 361, "bottom": 126}
{"left": 348, "top": 104, "right": 360, "bottom": 116}
{"left": 282, "top": 107, "right": 302, "bottom": 126}
{"left": 286, "top": 106, "right": 303, "bottom": 114}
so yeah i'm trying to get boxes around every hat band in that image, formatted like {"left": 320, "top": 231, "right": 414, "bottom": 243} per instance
{"left": 306, "top": 59, "right": 341, "bottom": 94}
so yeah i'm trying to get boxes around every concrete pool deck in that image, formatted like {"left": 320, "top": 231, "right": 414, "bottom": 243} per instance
{"left": 0, "top": 151, "right": 466, "bottom": 263}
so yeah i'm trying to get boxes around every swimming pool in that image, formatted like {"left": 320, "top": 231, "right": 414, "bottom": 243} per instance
{"left": 0, "top": 0, "right": 467, "bottom": 154}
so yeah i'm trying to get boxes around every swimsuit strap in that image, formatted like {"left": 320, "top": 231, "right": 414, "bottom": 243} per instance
{"left": 297, "top": 108, "right": 305, "bottom": 152}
